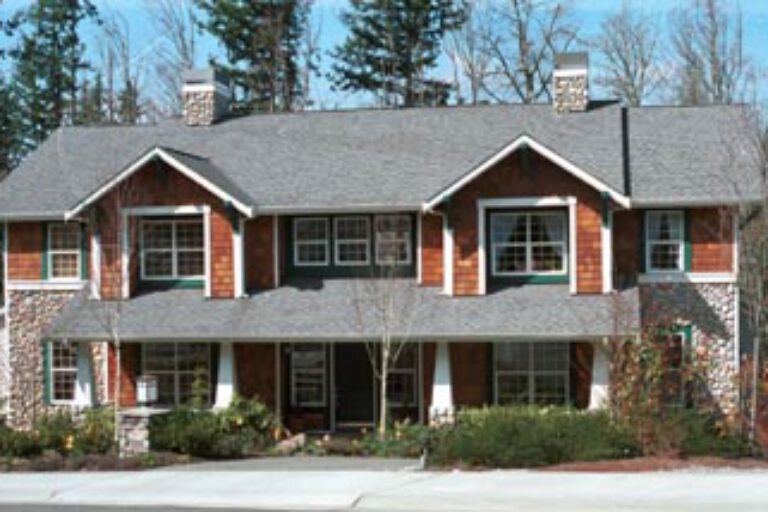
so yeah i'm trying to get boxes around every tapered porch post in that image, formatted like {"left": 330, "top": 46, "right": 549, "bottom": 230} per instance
{"left": 589, "top": 340, "right": 610, "bottom": 409}
{"left": 214, "top": 342, "right": 237, "bottom": 408}
{"left": 429, "top": 341, "right": 454, "bottom": 423}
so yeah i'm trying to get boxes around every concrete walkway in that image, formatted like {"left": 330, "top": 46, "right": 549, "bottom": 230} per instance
{"left": 1, "top": 464, "right": 768, "bottom": 511}
{"left": 163, "top": 455, "right": 421, "bottom": 472}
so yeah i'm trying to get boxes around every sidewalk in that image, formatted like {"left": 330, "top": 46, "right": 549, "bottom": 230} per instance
{"left": 1, "top": 463, "right": 768, "bottom": 511}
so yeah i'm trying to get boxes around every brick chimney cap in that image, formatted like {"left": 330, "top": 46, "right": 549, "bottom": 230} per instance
{"left": 182, "top": 68, "right": 229, "bottom": 87}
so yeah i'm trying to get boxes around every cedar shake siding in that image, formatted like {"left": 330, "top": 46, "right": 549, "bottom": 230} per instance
{"left": 691, "top": 207, "right": 734, "bottom": 273}
{"left": 613, "top": 210, "right": 641, "bottom": 287}
{"left": 245, "top": 216, "right": 275, "bottom": 291}
{"left": 7, "top": 222, "right": 43, "bottom": 280}
{"left": 420, "top": 213, "right": 443, "bottom": 287}
{"left": 449, "top": 150, "right": 605, "bottom": 296}
{"left": 95, "top": 161, "right": 235, "bottom": 299}
{"left": 108, "top": 342, "right": 140, "bottom": 407}
{"left": 450, "top": 343, "right": 490, "bottom": 407}
{"left": 234, "top": 343, "right": 276, "bottom": 409}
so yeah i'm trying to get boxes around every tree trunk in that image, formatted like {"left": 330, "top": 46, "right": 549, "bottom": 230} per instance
{"left": 379, "top": 343, "right": 389, "bottom": 438}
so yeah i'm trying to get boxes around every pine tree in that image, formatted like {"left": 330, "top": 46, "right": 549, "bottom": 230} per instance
{"left": 332, "top": 0, "right": 467, "bottom": 107}
{"left": 78, "top": 72, "right": 105, "bottom": 125}
{"left": 11, "top": 0, "right": 98, "bottom": 145}
{"left": 195, "top": 0, "right": 309, "bottom": 113}
{"left": 0, "top": 75, "right": 22, "bottom": 177}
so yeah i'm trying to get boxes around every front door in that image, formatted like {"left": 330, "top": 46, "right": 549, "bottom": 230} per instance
{"left": 335, "top": 344, "right": 374, "bottom": 426}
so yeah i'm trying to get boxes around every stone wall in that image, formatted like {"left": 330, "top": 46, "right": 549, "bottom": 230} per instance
{"left": 553, "top": 74, "right": 588, "bottom": 113}
{"left": 640, "top": 283, "right": 738, "bottom": 414}
{"left": 182, "top": 88, "right": 228, "bottom": 126}
{"left": 7, "top": 289, "right": 75, "bottom": 428}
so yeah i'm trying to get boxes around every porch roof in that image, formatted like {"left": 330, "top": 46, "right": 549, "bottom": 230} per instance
{"left": 46, "top": 279, "right": 640, "bottom": 343}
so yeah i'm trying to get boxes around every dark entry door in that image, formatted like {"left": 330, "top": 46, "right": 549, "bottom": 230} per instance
{"left": 335, "top": 344, "right": 374, "bottom": 425}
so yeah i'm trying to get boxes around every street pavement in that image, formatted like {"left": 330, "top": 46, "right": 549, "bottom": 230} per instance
{"left": 1, "top": 457, "right": 768, "bottom": 511}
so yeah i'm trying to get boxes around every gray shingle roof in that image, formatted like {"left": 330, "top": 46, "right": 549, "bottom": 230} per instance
{"left": 0, "top": 103, "right": 760, "bottom": 219}
{"left": 46, "top": 279, "right": 639, "bottom": 342}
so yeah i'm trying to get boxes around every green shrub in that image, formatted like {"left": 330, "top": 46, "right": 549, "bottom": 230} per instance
{"left": 33, "top": 411, "right": 77, "bottom": 455}
{"left": 360, "top": 422, "right": 432, "bottom": 458}
{"left": 75, "top": 408, "right": 115, "bottom": 455}
{"left": 666, "top": 410, "right": 749, "bottom": 458}
{"left": 149, "top": 396, "right": 276, "bottom": 458}
{"left": 429, "top": 406, "right": 638, "bottom": 468}
{"left": 0, "top": 420, "right": 42, "bottom": 459}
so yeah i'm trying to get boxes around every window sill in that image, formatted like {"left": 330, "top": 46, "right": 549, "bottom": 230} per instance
{"left": 638, "top": 273, "right": 736, "bottom": 284}
{"left": 490, "top": 274, "right": 569, "bottom": 285}
{"left": 6, "top": 280, "right": 86, "bottom": 291}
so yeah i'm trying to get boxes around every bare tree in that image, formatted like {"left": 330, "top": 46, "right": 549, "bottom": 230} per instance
{"left": 350, "top": 263, "right": 427, "bottom": 438}
{"left": 592, "top": 1, "right": 661, "bottom": 106}
{"left": 481, "top": 0, "right": 578, "bottom": 104}
{"left": 296, "top": 1, "right": 321, "bottom": 111}
{"left": 150, "top": 0, "right": 197, "bottom": 115}
{"left": 669, "top": 0, "right": 753, "bottom": 106}
{"left": 446, "top": 1, "right": 492, "bottom": 105}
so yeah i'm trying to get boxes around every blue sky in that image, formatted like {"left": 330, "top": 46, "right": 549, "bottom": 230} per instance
{"left": 2, "top": 0, "right": 767, "bottom": 108}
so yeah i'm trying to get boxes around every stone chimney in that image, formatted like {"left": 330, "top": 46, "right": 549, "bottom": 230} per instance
{"left": 553, "top": 52, "right": 589, "bottom": 113}
{"left": 181, "top": 68, "right": 231, "bottom": 126}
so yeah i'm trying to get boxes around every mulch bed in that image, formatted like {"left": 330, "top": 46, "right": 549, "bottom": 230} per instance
{"left": 540, "top": 456, "right": 768, "bottom": 472}
{"left": 0, "top": 451, "right": 192, "bottom": 472}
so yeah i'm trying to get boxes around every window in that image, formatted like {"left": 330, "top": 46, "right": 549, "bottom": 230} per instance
{"left": 334, "top": 217, "right": 370, "bottom": 265}
{"left": 141, "top": 218, "right": 205, "bottom": 280}
{"left": 375, "top": 215, "right": 412, "bottom": 265}
{"left": 490, "top": 211, "right": 567, "bottom": 276}
{"left": 646, "top": 211, "right": 684, "bottom": 272}
{"left": 660, "top": 330, "right": 689, "bottom": 407}
{"left": 294, "top": 218, "right": 329, "bottom": 266}
{"left": 48, "top": 223, "right": 81, "bottom": 280}
{"left": 387, "top": 345, "right": 418, "bottom": 407}
{"left": 143, "top": 343, "right": 211, "bottom": 406}
{"left": 291, "top": 343, "right": 326, "bottom": 407}
{"left": 495, "top": 342, "right": 570, "bottom": 406}
{"left": 50, "top": 341, "right": 78, "bottom": 403}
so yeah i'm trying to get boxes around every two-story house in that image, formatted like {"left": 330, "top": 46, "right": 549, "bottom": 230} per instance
{"left": 0, "top": 54, "right": 761, "bottom": 431}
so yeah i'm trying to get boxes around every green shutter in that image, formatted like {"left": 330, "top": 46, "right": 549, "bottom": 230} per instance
{"left": 42, "top": 342, "right": 51, "bottom": 405}
{"left": 638, "top": 211, "right": 646, "bottom": 273}
{"left": 81, "top": 224, "right": 89, "bottom": 280}
{"left": 41, "top": 222, "right": 49, "bottom": 280}
{"left": 684, "top": 210, "right": 692, "bottom": 272}
{"left": 601, "top": 192, "right": 610, "bottom": 229}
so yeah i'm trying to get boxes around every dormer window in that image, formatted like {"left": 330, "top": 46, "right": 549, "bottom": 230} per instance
{"left": 294, "top": 217, "right": 329, "bottom": 266}
{"left": 375, "top": 214, "right": 412, "bottom": 266}
{"left": 140, "top": 218, "right": 205, "bottom": 281}
{"left": 646, "top": 211, "right": 684, "bottom": 272}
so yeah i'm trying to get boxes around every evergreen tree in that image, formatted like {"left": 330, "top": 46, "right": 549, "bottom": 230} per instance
{"left": 195, "top": 0, "right": 309, "bottom": 113}
{"left": 332, "top": 0, "right": 467, "bottom": 107}
{"left": 0, "top": 75, "right": 22, "bottom": 177}
{"left": 78, "top": 73, "right": 105, "bottom": 125}
{"left": 10, "top": 0, "right": 98, "bottom": 145}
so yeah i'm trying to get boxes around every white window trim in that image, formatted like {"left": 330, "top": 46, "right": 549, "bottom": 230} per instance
{"left": 645, "top": 210, "right": 685, "bottom": 273}
{"left": 121, "top": 205, "right": 211, "bottom": 299}
{"left": 489, "top": 211, "right": 568, "bottom": 277}
{"left": 47, "top": 223, "right": 82, "bottom": 282}
{"left": 290, "top": 343, "right": 327, "bottom": 408}
{"left": 374, "top": 214, "right": 413, "bottom": 266}
{"left": 333, "top": 216, "right": 371, "bottom": 266}
{"left": 493, "top": 342, "right": 571, "bottom": 406}
{"left": 142, "top": 342, "right": 212, "bottom": 407}
{"left": 293, "top": 217, "right": 330, "bottom": 267}
{"left": 139, "top": 218, "right": 206, "bottom": 282}
{"left": 49, "top": 341, "right": 78, "bottom": 405}
{"left": 478, "top": 197, "right": 577, "bottom": 295}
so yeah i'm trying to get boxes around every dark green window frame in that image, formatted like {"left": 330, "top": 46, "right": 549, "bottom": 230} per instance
{"left": 642, "top": 209, "right": 692, "bottom": 273}
{"left": 285, "top": 213, "right": 416, "bottom": 278}
{"left": 41, "top": 222, "right": 88, "bottom": 281}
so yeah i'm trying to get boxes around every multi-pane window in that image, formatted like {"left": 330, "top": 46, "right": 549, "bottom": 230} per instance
{"left": 143, "top": 343, "right": 211, "bottom": 406}
{"left": 48, "top": 223, "right": 81, "bottom": 280}
{"left": 495, "top": 342, "right": 570, "bottom": 406}
{"left": 291, "top": 343, "right": 327, "bottom": 407}
{"left": 294, "top": 218, "right": 329, "bottom": 266}
{"left": 335, "top": 217, "right": 370, "bottom": 265}
{"left": 50, "top": 342, "right": 78, "bottom": 403}
{"left": 375, "top": 215, "right": 412, "bottom": 266}
{"left": 387, "top": 345, "right": 418, "bottom": 407}
{"left": 660, "top": 331, "right": 687, "bottom": 407}
{"left": 490, "top": 211, "right": 567, "bottom": 276}
{"left": 141, "top": 218, "right": 204, "bottom": 280}
{"left": 646, "top": 211, "right": 684, "bottom": 272}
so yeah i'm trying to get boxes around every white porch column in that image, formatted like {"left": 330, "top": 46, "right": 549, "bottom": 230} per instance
{"left": 429, "top": 342, "right": 454, "bottom": 423}
{"left": 214, "top": 342, "right": 236, "bottom": 408}
{"left": 74, "top": 343, "right": 93, "bottom": 407}
{"left": 589, "top": 341, "right": 610, "bottom": 410}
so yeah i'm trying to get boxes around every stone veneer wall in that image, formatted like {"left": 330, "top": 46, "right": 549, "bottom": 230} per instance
{"left": 7, "top": 290, "right": 109, "bottom": 428}
{"left": 182, "top": 88, "right": 228, "bottom": 126}
{"left": 640, "top": 283, "right": 738, "bottom": 415}
{"left": 553, "top": 74, "right": 588, "bottom": 113}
